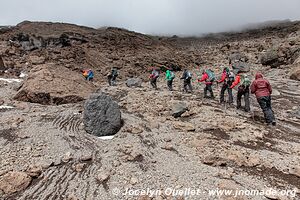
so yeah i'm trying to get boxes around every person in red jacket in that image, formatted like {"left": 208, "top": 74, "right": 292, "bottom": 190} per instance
{"left": 251, "top": 73, "right": 276, "bottom": 126}
{"left": 230, "top": 71, "right": 251, "bottom": 112}
{"left": 198, "top": 70, "right": 214, "bottom": 99}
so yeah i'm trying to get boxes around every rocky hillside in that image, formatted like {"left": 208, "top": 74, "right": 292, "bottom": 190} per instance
{"left": 0, "top": 21, "right": 299, "bottom": 200}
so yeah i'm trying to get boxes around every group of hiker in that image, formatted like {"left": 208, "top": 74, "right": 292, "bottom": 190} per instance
{"left": 82, "top": 67, "right": 119, "bottom": 86}
{"left": 81, "top": 65, "right": 276, "bottom": 126}
{"left": 149, "top": 66, "right": 276, "bottom": 126}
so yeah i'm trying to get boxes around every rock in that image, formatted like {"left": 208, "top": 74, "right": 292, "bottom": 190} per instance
{"left": 229, "top": 53, "right": 248, "bottom": 63}
{"left": 162, "top": 143, "right": 175, "bottom": 151}
{"left": 295, "top": 109, "right": 300, "bottom": 119}
{"left": 66, "top": 193, "right": 78, "bottom": 200}
{"left": 246, "top": 156, "right": 260, "bottom": 167}
{"left": 289, "top": 166, "right": 300, "bottom": 177}
{"left": 96, "top": 171, "right": 110, "bottom": 183}
{"left": 232, "top": 62, "right": 250, "bottom": 73}
{"left": 80, "top": 154, "right": 93, "bottom": 161}
{"left": 83, "top": 93, "right": 122, "bottom": 137}
{"left": 0, "top": 55, "right": 6, "bottom": 72}
{"left": 38, "top": 160, "right": 54, "bottom": 169}
{"left": 73, "top": 163, "right": 86, "bottom": 172}
{"left": 203, "top": 155, "right": 227, "bottom": 167}
{"left": 0, "top": 171, "right": 32, "bottom": 195}
{"left": 62, "top": 152, "right": 73, "bottom": 163}
{"left": 172, "top": 102, "right": 189, "bottom": 118}
{"left": 126, "top": 78, "right": 142, "bottom": 87}
{"left": 123, "top": 125, "right": 143, "bottom": 134}
{"left": 130, "top": 177, "right": 138, "bottom": 185}
{"left": 14, "top": 64, "right": 96, "bottom": 105}
{"left": 173, "top": 121, "right": 195, "bottom": 132}
{"left": 290, "top": 65, "right": 300, "bottom": 81}
{"left": 29, "top": 55, "right": 45, "bottom": 65}
{"left": 272, "top": 89, "right": 281, "bottom": 96}
{"left": 260, "top": 49, "right": 281, "bottom": 67}
{"left": 26, "top": 165, "right": 43, "bottom": 177}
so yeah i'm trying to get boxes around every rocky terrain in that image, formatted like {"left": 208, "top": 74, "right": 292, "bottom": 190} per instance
{"left": 0, "top": 21, "right": 300, "bottom": 200}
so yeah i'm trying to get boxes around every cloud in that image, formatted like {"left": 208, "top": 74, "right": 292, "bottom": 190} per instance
{"left": 1, "top": 0, "right": 300, "bottom": 35}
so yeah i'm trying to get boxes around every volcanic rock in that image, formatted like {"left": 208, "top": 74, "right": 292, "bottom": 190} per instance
{"left": 14, "top": 64, "right": 96, "bottom": 105}
{"left": 83, "top": 93, "right": 122, "bottom": 137}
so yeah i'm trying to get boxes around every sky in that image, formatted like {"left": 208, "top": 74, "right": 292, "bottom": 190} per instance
{"left": 1, "top": 0, "right": 300, "bottom": 35}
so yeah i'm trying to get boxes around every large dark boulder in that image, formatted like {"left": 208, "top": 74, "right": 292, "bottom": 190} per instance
{"left": 260, "top": 49, "right": 280, "bottom": 67}
{"left": 126, "top": 78, "right": 142, "bottom": 87}
{"left": 229, "top": 53, "right": 248, "bottom": 64}
{"left": 232, "top": 62, "right": 250, "bottom": 73}
{"left": 83, "top": 93, "right": 122, "bottom": 137}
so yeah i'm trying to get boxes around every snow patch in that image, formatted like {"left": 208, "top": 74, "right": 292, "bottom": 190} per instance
{"left": 0, "top": 105, "right": 14, "bottom": 109}
{"left": 19, "top": 72, "right": 28, "bottom": 78}
{"left": 0, "top": 78, "right": 22, "bottom": 83}
{"left": 98, "top": 135, "right": 114, "bottom": 140}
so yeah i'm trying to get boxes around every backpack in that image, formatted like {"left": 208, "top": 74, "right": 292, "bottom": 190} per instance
{"left": 170, "top": 71, "right": 175, "bottom": 79}
{"left": 152, "top": 70, "right": 159, "bottom": 79}
{"left": 241, "top": 75, "right": 251, "bottom": 87}
{"left": 186, "top": 71, "right": 192, "bottom": 79}
{"left": 206, "top": 69, "right": 215, "bottom": 82}
{"left": 226, "top": 71, "right": 235, "bottom": 82}
{"left": 112, "top": 69, "right": 118, "bottom": 77}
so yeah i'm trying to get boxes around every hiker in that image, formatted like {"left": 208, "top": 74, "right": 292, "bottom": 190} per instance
{"left": 82, "top": 69, "right": 94, "bottom": 81}
{"left": 165, "top": 69, "right": 175, "bottom": 91}
{"left": 250, "top": 73, "right": 276, "bottom": 126}
{"left": 218, "top": 67, "right": 234, "bottom": 104}
{"left": 108, "top": 67, "right": 118, "bottom": 86}
{"left": 230, "top": 70, "right": 251, "bottom": 112}
{"left": 198, "top": 69, "right": 215, "bottom": 98}
{"left": 149, "top": 68, "right": 160, "bottom": 89}
{"left": 181, "top": 69, "right": 193, "bottom": 93}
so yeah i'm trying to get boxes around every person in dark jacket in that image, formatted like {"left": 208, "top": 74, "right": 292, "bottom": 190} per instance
{"left": 108, "top": 67, "right": 118, "bottom": 86}
{"left": 198, "top": 70, "right": 214, "bottom": 98}
{"left": 181, "top": 69, "right": 193, "bottom": 93}
{"left": 218, "top": 67, "right": 234, "bottom": 104}
{"left": 251, "top": 73, "right": 276, "bottom": 126}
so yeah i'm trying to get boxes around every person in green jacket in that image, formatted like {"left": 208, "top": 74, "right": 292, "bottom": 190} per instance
{"left": 165, "top": 69, "right": 175, "bottom": 91}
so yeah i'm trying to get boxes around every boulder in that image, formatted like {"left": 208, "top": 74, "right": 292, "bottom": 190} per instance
{"left": 172, "top": 102, "right": 188, "bottom": 118}
{"left": 29, "top": 55, "right": 45, "bottom": 65}
{"left": 260, "top": 49, "right": 280, "bottom": 67}
{"left": 14, "top": 64, "right": 96, "bottom": 105}
{"left": 229, "top": 53, "right": 248, "bottom": 64}
{"left": 232, "top": 62, "right": 250, "bottom": 73}
{"left": 0, "top": 171, "right": 32, "bottom": 195}
{"left": 83, "top": 93, "right": 122, "bottom": 137}
{"left": 173, "top": 121, "right": 195, "bottom": 132}
{"left": 126, "top": 78, "right": 142, "bottom": 88}
{"left": 290, "top": 65, "right": 300, "bottom": 81}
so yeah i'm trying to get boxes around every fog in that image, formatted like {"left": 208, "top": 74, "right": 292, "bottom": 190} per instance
{"left": 1, "top": 0, "right": 300, "bottom": 35}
